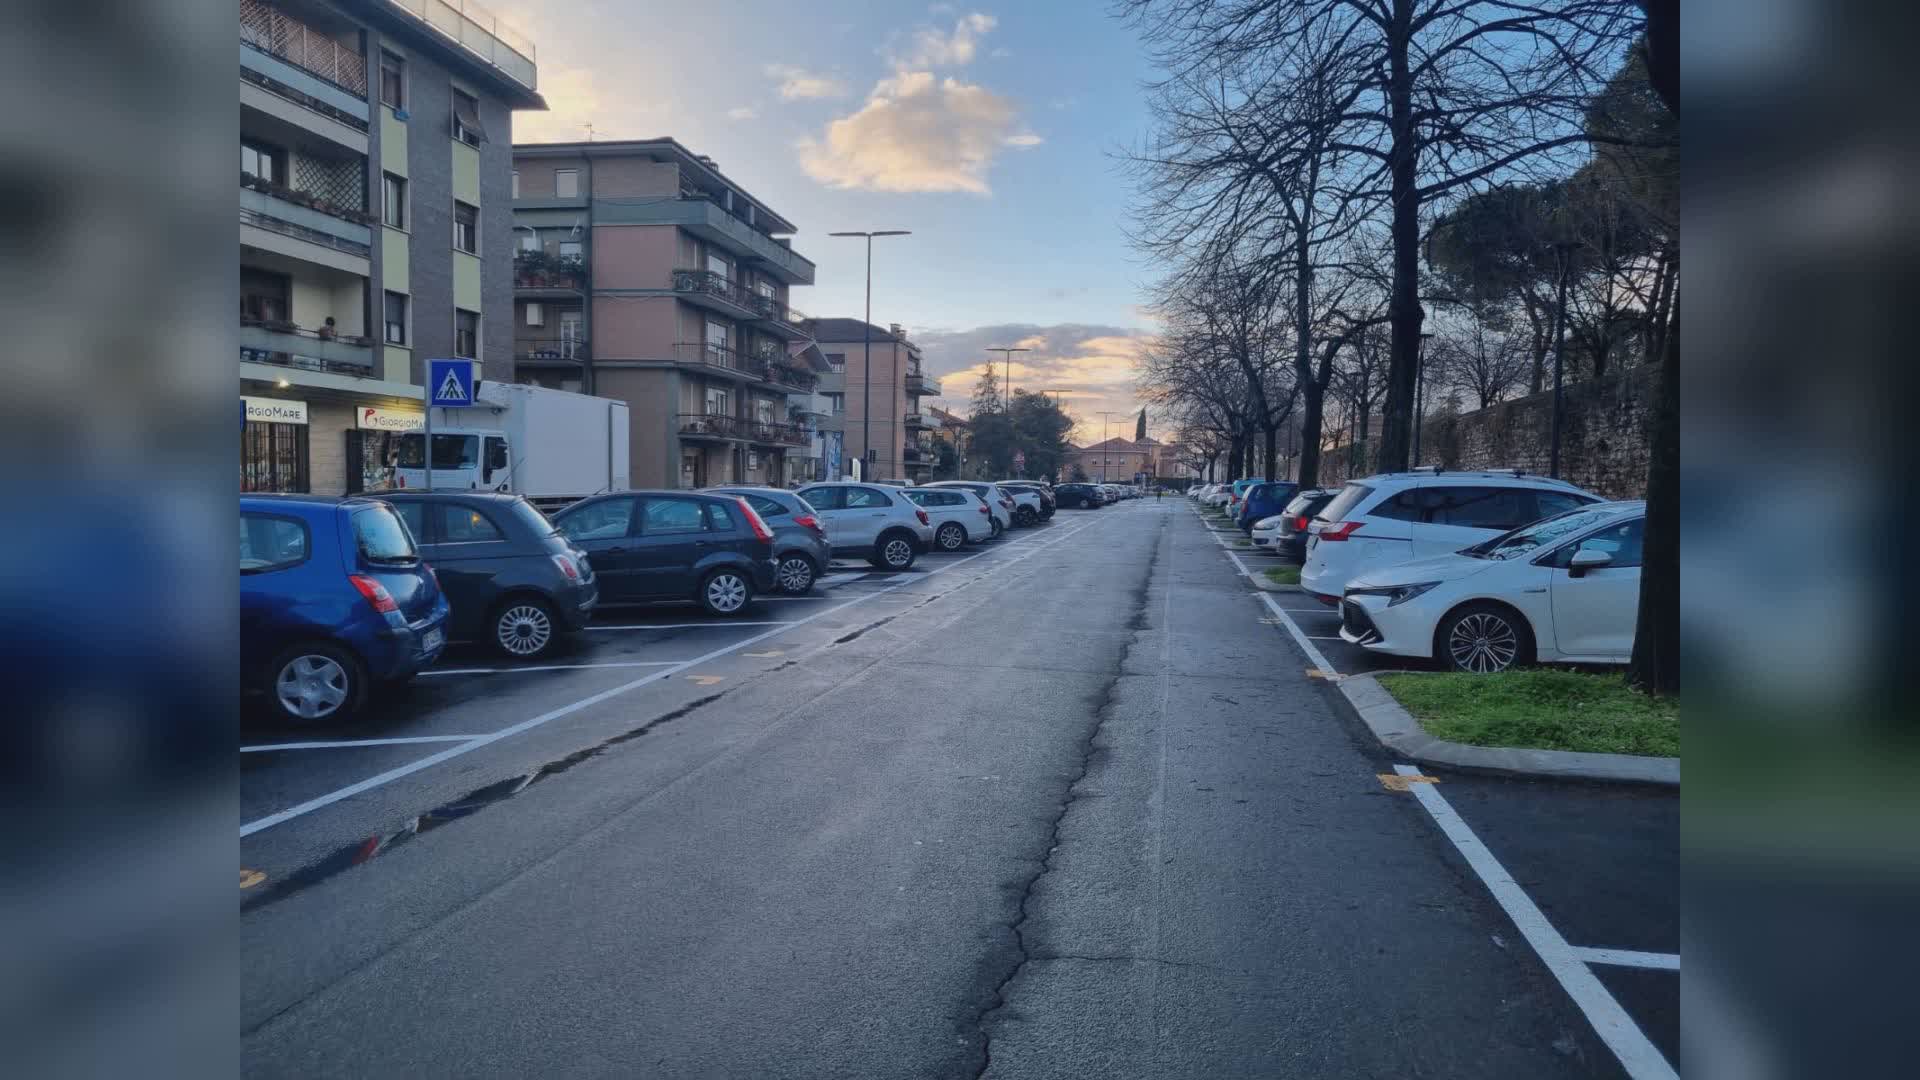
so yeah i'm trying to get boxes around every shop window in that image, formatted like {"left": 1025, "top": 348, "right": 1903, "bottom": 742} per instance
{"left": 242, "top": 420, "right": 308, "bottom": 493}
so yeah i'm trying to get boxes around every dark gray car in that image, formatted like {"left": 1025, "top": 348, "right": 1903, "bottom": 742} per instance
{"left": 704, "top": 486, "right": 832, "bottom": 593}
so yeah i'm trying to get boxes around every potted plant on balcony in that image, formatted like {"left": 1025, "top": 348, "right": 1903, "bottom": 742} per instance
{"left": 554, "top": 252, "right": 585, "bottom": 288}
{"left": 515, "top": 249, "right": 555, "bottom": 286}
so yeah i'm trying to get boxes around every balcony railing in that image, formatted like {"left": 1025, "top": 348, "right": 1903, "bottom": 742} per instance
{"left": 673, "top": 341, "right": 768, "bottom": 380}
{"left": 243, "top": 172, "right": 374, "bottom": 227}
{"left": 904, "top": 371, "right": 941, "bottom": 397}
{"left": 382, "top": 0, "right": 538, "bottom": 92}
{"left": 677, "top": 413, "right": 746, "bottom": 439}
{"left": 671, "top": 269, "right": 757, "bottom": 314}
{"left": 749, "top": 421, "right": 810, "bottom": 447}
{"left": 766, "top": 360, "right": 818, "bottom": 392}
{"left": 240, "top": 318, "right": 374, "bottom": 374}
{"left": 749, "top": 292, "right": 809, "bottom": 335}
{"left": 515, "top": 337, "right": 589, "bottom": 362}
{"left": 902, "top": 412, "right": 927, "bottom": 429}
{"left": 240, "top": 0, "right": 367, "bottom": 97}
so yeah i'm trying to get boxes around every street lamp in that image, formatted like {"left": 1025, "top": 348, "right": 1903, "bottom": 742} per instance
{"left": 1096, "top": 410, "right": 1119, "bottom": 483}
{"left": 1547, "top": 240, "right": 1578, "bottom": 478}
{"left": 828, "top": 230, "right": 911, "bottom": 480}
{"left": 985, "top": 346, "right": 1029, "bottom": 409}
{"left": 1414, "top": 331, "right": 1434, "bottom": 465}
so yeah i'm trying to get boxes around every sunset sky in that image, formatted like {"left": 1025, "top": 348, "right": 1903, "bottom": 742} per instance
{"left": 499, "top": 1, "right": 1160, "bottom": 441}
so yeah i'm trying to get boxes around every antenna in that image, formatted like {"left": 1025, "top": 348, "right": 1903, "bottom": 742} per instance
{"left": 583, "top": 121, "right": 595, "bottom": 142}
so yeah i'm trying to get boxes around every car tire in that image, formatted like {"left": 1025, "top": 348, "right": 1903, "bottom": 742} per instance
{"left": 989, "top": 518, "right": 1004, "bottom": 539}
{"left": 935, "top": 522, "right": 967, "bottom": 551}
{"left": 699, "top": 568, "right": 754, "bottom": 615}
{"left": 775, "top": 553, "right": 817, "bottom": 594}
{"left": 1435, "top": 602, "right": 1536, "bottom": 675}
{"left": 493, "top": 596, "right": 559, "bottom": 659}
{"left": 1015, "top": 506, "right": 1038, "bottom": 527}
{"left": 265, "top": 642, "right": 367, "bottom": 725}
{"left": 871, "top": 531, "right": 918, "bottom": 571}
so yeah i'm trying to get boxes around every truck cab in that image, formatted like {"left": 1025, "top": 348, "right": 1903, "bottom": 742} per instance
{"left": 390, "top": 430, "right": 513, "bottom": 493}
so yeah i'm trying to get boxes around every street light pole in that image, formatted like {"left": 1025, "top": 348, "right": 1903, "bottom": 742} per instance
{"left": 1548, "top": 241, "right": 1576, "bottom": 478}
{"left": 1096, "top": 410, "right": 1118, "bottom": 483}
{"left": 985, "top": 346, "right": 1029, "bottom": 409}
{"left": 829, "top": 230, "right": 910, "bottom": 480}
{"left": 1414, "top": 331, "right": 1434, "bottom": 466}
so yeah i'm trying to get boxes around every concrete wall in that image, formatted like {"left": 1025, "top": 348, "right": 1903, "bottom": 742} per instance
{"left": 594, "top": 296, "right": 679, "bottom": 358}
{"left": 593, "top": 224, "right": 677, "bottom": 289}
{"left": 818, "top": 338, "right": 907, "bottom": 474}
{"left": 1316, "top": 363, "right": 1658, "bottom": 500}
{"left": 512, "top": 155, "right": 588, "bottom": 198}
{"left": 594, "top": 157, "right": 679, "bottom": 197}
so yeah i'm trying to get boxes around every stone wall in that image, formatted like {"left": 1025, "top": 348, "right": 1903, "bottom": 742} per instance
{"left": 1316, "top": 363, "right": 1657, "bottom": 500}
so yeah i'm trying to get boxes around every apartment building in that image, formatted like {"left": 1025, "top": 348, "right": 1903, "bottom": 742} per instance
{"left": 808, "top": 319, "right": 939, "bottom": 481}
{"left": 239, "top": 0, "right": 543, "bottom": 494}
{"left": 510, "top": 140, "right": 827, "bottom": 489}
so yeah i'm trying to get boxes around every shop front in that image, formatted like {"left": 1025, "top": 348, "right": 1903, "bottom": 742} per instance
{"left": 242, "top": 395, "right": 310, "bottom": 492}
{"left": 345, "top": 405, "right": 425, "bottom": 494}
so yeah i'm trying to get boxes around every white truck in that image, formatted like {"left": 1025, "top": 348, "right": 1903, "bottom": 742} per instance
{"left": 389, "top": 383, "right": 629, "bottom": 512}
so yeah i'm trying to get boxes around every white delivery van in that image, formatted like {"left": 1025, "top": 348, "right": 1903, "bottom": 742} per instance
{"left": 390, "top": 384, "right": 629, "bottom": 512}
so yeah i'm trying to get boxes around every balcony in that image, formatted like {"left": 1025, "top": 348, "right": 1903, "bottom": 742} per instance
{"left": 240, "top": 319, "right": 374, "bottom": 374}
{"left": 902, "top": 446, "right": 926, "bottom": 465}
{"left": 902, "top": 412, "right": 927, "bottom": 430}
{"left": 673, "top": 341, "right": 768, "bottom": 381}
{"left": 595, "top": 199, "right": 815, "bottom": 285}
{"left": 241, "top": 0, "right": 367, "bottom": 99}
{"left": 514, "top": 252, "right": 585, "bottom": 294}
{"left": 749, "top": 421, "right": 810, "bottom": 448}
{"left": 382, "top": 0, "right": 539, "bottom": 93}
{"left": 671, "top": 269, "right": 760, "bottom": 320}
{"left": 765, "top": 359, "right": 818, "bottom": 392}
{"left": 749, "top": 293, "right": 810, "bottom": 340}
{"left": 677, "top": 413, "right": 747, "bottom": 440}
{"left": 240, "top": 176, "right": 373, "bottom": 262}
{"left": 905, "top": 371, "right": 941, "bottom": 397}
{"left": 515, "top": 337, "right": 589, "bottom": 364}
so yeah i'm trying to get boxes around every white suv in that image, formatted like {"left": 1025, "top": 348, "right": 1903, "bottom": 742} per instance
{"left": 1299, "top": 469, "right": 1602, "bottom": 603}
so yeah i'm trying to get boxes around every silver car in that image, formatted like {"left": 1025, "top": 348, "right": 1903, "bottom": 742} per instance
{"left": 904, "top": 487, "right": 995, "bottom": 551}
{"left": 795, "top": 482, "right": 936, "bottom": 570}
{"left": 921, "top": 481, "right": 1015, "bottom": 536}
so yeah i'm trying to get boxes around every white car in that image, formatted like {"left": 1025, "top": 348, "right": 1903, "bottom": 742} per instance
{"left": 1201, "top": 486, "right": 1232, "bottom": 508}
{"left": 1300, "top": 469, "right": 1601, "bottom": 603}
{"left": 1250, "top": 514, "right": 1287, "bottom": 552}
{"left": 1340, "top": 501, "right": 1646, "bottom": 672}
{"left": 921, "top": 481, "right": 1014, "bottom": 536}
{"left": 904, "top": 487, "right": 994, "bottom": 551}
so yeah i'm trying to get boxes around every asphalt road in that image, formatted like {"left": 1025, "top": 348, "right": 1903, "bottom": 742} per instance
{"left": 241, "top": 498, "right": 1677, "bottom": 1078}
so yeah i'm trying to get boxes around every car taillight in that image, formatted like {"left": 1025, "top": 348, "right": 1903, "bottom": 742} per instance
{"left": 1318, "top": 521, "right": 1364, "bottom": 541}
{"left": 978, "top": 504, "right": 990, "bottom": 514}
{"left": 794, "top": 512, "right": 825, "bottom": 536}
{"left": 737, "top": 497, "right": 775, "bottom": 543}
{"left": 915, "top": 508, "right": 930, "bottom": 526}
{"left": 348, "top": 574, "right": 398, "bottom": 614}
{"left": 551, "top": 553, "right": 579, "bottom": 580}
{"left": 1295, "top": 515, "right": 1310, "bottom": 531}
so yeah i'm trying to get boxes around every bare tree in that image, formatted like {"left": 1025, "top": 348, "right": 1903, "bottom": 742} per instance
{"left": 1433, "top": 305, "right": 1531, "bottom": 409}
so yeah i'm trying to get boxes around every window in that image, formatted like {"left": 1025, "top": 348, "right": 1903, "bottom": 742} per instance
{"left": 396, "top": 434, "right": 479, "bottom": 469}
{"left": 799, "top": 486, "right": 844, "bottom": 510}
{"left": 385, "top": 499, "right": 426, "bottom": 542}
{"left": 824, "top": 392, "right": 844, "bottom": 415}
{"left": 642, "top": 498, "right": 706, "bottom": 535}
{"left": 435, "top": 503, "right": 504, "bottom": 543}
{"left": 754, "top": 399, "right": 775, "bottom": 424}
{"left": 379, "top": 51, "right": 405, "bottom": 109}
{"left": 525, "top": 303, "right": 545, "bottom": 328}
{"left": 455, "top": 309, "right": 478, "bottom": 358}
{"left": 384, "top": 291, "right": 408, "bottom": 345}
{"left": 558, "top": 498, "right": 635, "bottom": 541}
{"left": 845, "top": 487, "right": 892, "bottom": 509}
{"left": 704, "top": 387, "right": 730, "bottom": 415}
{"left": 241, "top": 138, "right": 284, "bottom": 185}
{"left": 519, "top": 231, "right": 539, "bottom": 253}
{"left": 1370, "top": 490, "right": 1428, "bottom": 522}
{"left": 704, "top": 502, "right": 736, "bottom": 531}
{"left": 826, "top": 353, "right": 846, "bottom": 371}
{"left": 451, "top": 88, "right": 484, "bottom": 145}
{"left": 707, "top": 252, "right": 731, "bottom": 280}
{"left": 1435, "top": 486, "right": 1532, "bottom": 530}
{"left": 382, "top": 173, "right": 406, "bottom": 229}
{"left": 353, "top": 504, "right": 417, "bottom": 562}
{"left": 742, "top": 494, "right": 788, "bottom": 519}
{"left": 241, "top": 418, "right": 307, "bottom": 492}
{"left": 1318, "top": 483, "right": 1374, "bottom": 522}
{"left": 554, "top": 169, "right": 579, "bottom": 198}
{"left": 558, "top": 240, "right": 582, "bottom": 260}
{"left": 239, "top": 515, "right": 309, "bottom": 573}
{"left": 241, "top": 268, "right": 290, "bottom": 323}
{"left": 1559, "top": 518, "right": 1644, "bottom": 569}
{"left": 1534, "top": 491, "right": 1594, "bottom": 519}
{"left": 511, "top": 170, "right": 520, "bottom": 199}
{"left": 454, "top": 201, "right": 478, "bottom": 253}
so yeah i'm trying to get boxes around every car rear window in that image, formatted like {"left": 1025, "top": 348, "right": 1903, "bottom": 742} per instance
{"left": 502, "top": 497, "right": 558, "bottom": 537}
{"left": 1317, "top": 483, "right": 1374, "bottom": 522}
{"left": 744, "top": 494, "right": 788, "bottom": 519}
{"left": 352, "top": 504, "right": 417, "bottom": 563}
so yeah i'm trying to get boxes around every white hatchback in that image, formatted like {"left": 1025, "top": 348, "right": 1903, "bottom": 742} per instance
{"left": 1300, "top": 469, "right": 1601, "bottom": 603}
{"left": 1338, "top": 501, "right": 1646, "bottom": 672}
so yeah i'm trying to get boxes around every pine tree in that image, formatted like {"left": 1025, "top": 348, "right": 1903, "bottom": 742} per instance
{"left": 1134, "top": 408, "right": 1147, "bottom": 441}
{"left": 969, "top": 369, "right": 1003, "bottom": 416}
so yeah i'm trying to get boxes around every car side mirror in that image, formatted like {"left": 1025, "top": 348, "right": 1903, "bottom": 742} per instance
{"left": 1568, "top": 548, "right": 1613, "bottom": 577}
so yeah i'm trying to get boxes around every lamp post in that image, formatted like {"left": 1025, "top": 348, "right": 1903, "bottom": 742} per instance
{"left": 985, "top": 346, "right": 1029, "bottom": 409}
{"left": 1414, "top": 330, "right": 1434, "bottom": 466}
{"left": 1548, "top": 240, "right": 1577, "bottom": 478}
{"left": 828, "top": 230, "right": 911, "bottom": 480}
{"left": 1096, "top": 410, "right": 1119, "bottom": 483}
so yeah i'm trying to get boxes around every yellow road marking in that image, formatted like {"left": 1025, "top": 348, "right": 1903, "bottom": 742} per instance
{"left": 686, "top": 674, "right": 724, "bottom": 686}
{"left": 1377, "top": 773, "right": 1440, "bottom": 792}
{"left": 240, "top": 869, "right": 266, "bottom": 889}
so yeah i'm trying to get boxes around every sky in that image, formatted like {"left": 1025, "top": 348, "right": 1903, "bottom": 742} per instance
{"left": 494, "top": 1, "right": 1163, "bottom": 442}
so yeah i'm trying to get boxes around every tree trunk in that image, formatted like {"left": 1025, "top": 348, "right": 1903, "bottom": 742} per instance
{"left": 1377, "top": 2, "right": 1422, "bottom": 474}
{"left": 1525, "top": 297, "right": 1549, "bottom": 394}
{"left": 1227, "top": 438, "right": 1244, "bottom": 481}
{"left": 1627, "top": 298, "right": 1679, "bottom": 695}
{"left": 1297, "top": 375, "right": 1326, "bottom": 489}
{"left": 1262, "top": 423, "right": 1278, "bottom": 480}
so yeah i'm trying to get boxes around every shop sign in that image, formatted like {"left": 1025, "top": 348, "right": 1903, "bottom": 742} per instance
{"left": 243, "top": 396, "right": 307, "bottom": 425}
{"left": 358, "top": 406, "right": 424, "bottom": 432}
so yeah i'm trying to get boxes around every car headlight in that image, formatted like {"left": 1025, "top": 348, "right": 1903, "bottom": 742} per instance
{"left": 1346, "top": 581, "right": 1441, "bottom": 607}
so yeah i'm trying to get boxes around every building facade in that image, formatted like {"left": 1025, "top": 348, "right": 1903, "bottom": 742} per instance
{"left": 510, "top": 140, "right": 825, "bottom": 489}
{"left": 1067, "top": 437, "right": 1154, "bottom": 483}
{"left": 240, "top": 0, "right": 542, "bottom": 494}
{"left": 808, "top": 320, "right": 938, "bottom": 481}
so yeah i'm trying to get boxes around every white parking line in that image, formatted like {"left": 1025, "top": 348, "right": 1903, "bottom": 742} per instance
{"left": 241, "top": 735, "right": 485, "bottom": 753}
{"left": 1393, "top": 764, "right": 1676, "bottom": 1079}
{"left": 1572, "top": 947, "right": 1681, "bottom": 972}
{"left": 587, "top": 621, "right": 796, "bottom": 630}
{"left": 419, "top": 660, "right": 683, "bottom": 677}
{"left": 241, "top": 514, "right": 1107, "bottom": 838}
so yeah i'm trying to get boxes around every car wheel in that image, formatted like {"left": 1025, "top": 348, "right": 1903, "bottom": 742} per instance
{"left": 872, "top": 533, "right": 917, "bottom": 571}
{"left": 1015, "top": 506, "right": 1038, "bottom": 527}
{"left": 1437, "top": 603, "right": 1535, "bottom": 674}
{"left": 989, "top": 518, "right": 1004, "bottom": 539}
{"left": 494, "top": 597, "right": 558, "bottom": 658}
{"left": 935, "top": 522, "right": 967, "bottom": 551}
{"left": 267, "top": 643, "right": 365, "bottom": 724}
{"left": 699, "top": 568, "right": 753, "bottom": 615}
{"left": 776, "top": 554, "right": 817, "bottom": 594}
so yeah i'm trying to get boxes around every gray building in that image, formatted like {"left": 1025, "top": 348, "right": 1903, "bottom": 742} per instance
{"left": 240, "top": 0, "right": 543, "bottom": 494}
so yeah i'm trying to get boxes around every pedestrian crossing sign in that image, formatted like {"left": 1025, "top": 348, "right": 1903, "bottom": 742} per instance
{"left": 428, "top": 358, "right": 478, "bottom": 408}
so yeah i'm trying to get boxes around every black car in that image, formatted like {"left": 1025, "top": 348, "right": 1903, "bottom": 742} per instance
{"left": 703, "top": 486, "right": 832, "bottom": 594}
{"left": 553, "top": 490, "right": 778, "bottom": 616}
{"left": 1273, "top": 488, "right": 1338, "bottom": 561}
{"left": 1053, "top": 483, "right": 1104, "bottom": 509}
{"left": 377, "top": 492, "right": 596, "bottom": 660}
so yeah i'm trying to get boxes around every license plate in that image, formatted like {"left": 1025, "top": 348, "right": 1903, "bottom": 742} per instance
{"left": 422, "top": 627, "right": 445, "bottom": 653}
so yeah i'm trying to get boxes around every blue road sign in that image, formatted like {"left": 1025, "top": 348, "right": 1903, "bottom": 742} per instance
{"left": 428, "top": 358, "right": 478, "bottom": 408}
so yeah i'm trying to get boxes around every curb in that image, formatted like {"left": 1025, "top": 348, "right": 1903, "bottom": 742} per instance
{"left": 1335, "top": 673, "right": 1680, "bottom": 787}
{"left": 1250, "top": 577, "right": 1302, "bottom": 593}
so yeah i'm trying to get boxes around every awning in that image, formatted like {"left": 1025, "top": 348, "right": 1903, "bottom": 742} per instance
{"left": 453, "top": 93, "right": 487, "bottom": 142}
{"left": 788, "top": 339, "right": 831, "bottom": 372}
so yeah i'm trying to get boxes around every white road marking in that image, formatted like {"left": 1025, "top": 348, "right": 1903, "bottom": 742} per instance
{"left": 240, "top": 735, "right": 485, "bottom": 753}
{"left": 1393, "top": 764, "right": 1677, "bottom": 1080}
{"left": 587, "top": 621, "right": 796, "bottom": 630}
{"left": 241, "top": 515, "right": 1108, "bottom": 838}
{"left": 419, "top": 661, "right": 682, "bottom": 677}
{"left": 1193, "top": 505, "right": 1343, "bottom": 675}
{"left": 1572, "top": 947, "right": 1681, "bottom": 972}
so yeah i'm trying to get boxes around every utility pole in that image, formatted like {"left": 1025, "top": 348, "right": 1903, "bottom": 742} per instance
{"left": 1548, "top": 241, "right": 1577, "bottom": 478}
{"left": 1414, "top": 331, "right": 1434, "bottom": 466}
{"left": 829, "top": 230, "right": 911, "bottom": 479}
{"left": 1096, "top": 410, "right": 1118, "bottom": 483}
{"left": 985, "top": 346, "right": 1029, "bottom": 409}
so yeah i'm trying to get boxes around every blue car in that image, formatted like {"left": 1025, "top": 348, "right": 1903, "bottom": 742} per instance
{"left": 241, "top": 495, "right": 450, "bottom": 724}
{"left": 1236, "top": 481, "right": 1301, "bottom": 534}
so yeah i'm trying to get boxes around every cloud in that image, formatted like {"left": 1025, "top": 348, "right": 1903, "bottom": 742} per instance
{"left": 512, "top": 65, "right": 671, "bottom": 143}
{"left": 726, "top": 105, "right": 757, "bottom": 121}
{"left": 911, "top": 324, "right": 1154, "bottom": 439}
{"left": 990, "top": 47, "right": 1013, "bottom": 58}
{"left": 798, "top": 72, "right": 1035, "bottom": 194}
{"left": 1003, "top": 133, "right": 1043, "bottom": 147}
{"left": 765, "top": 64, "right": 849, "bottom": 101}
{"left": 889, "top": 12, "right": 996, "bottom": 69}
